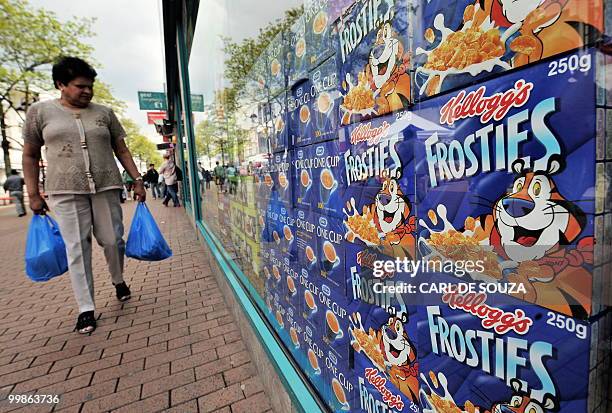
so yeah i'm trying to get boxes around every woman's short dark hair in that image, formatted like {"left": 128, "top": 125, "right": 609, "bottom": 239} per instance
{"left": 52, "top": 56, "right": 97, "bottom": 89}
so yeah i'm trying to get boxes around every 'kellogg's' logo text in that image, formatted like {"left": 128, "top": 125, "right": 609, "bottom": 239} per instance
{"left": 442, "top": 292, "right": 533, "bottom": 335}
{"left": 350, "top": 121, "right": 391, "bottom": 146}
{"left": 440, "top": 80, "right": 533, "bottom": 126}
{"left": 364, "top": 368, "right": 404, "bottom": 411}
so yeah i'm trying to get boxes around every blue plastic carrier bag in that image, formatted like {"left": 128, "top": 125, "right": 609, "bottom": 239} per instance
{"left": 25, "top": 215, "right": 68, "bottom": 282}
{"left": 126, "top": 202, "right": 172, "bottom": 261}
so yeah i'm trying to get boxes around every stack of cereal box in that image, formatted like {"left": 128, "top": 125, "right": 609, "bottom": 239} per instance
{"left": 250, "top": 0, "right": 612, "bottom": 412}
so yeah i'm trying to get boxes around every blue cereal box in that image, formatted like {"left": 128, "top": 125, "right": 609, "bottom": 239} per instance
{"left": 323, "top": 348, "right": 356, "bottom": 412}
{"left": 302, "top": 321, "right": 330, "bottom": 398}
{"left": 288, "top": 79, "right": 313, "bottom": 147}
{"left": 296, "top": 208, "right": 319, "bottom": 277}
{"left": 413, "top": 0, "right": 605, "bottom": 99}
{"left": 342, "top": 243, "right": 422, "bottom": 412}
{"left": 270, "top": 151, "right": 293, "bottom": 209}
{"left": 300, "top": 275, "right": 352, "bottom": 359}
{"left": 339, "top": 111, "right": 441, "bottom": 260}
{"left": 270, "top": 91, "right": 289, "bottom": 153}
{"left": 334, "top": 0, "right": 412, "bottom": 126}
{"left": 288, "top": 14, "right": 309, "bottom": 87}
{"left": 418, "top": 288, "right": 609, "bottom": 413}
{"left": 266, "top": 31, "right": 286, "bottom": 97}
{"left": 414, "top": 48, "right": 608, "bottom": 319}
{"left": 284, "top": 259, "right": 302, "bottom": 314}
{"left": 294, "top": 140, "right": 345, "bottom": 217}
{"left": 266, "top": 201, "right": 297, "bottom": 262}
{"left": 350, "top": 303, "right": 421, "bottom": 413}
{"left": 315, "top": 212, "right": 346, "bottom": 293}
{"left": 311, "top": 57, "right": 342, "bottom": 143}
{"left": 305, "top": 0, "right": 335, "bottom": 71}
{"left": 293, "top": 147, "right": 317, "bottom": 210}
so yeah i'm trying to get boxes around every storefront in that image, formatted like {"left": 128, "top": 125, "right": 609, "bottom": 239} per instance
{"left": 161, "top": 1, "right": 611, "bottom": 412}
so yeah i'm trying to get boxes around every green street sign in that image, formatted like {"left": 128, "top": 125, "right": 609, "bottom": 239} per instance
{"left": 138, "top": 91, "right": 167, "bottom": 111}
{"left": 191, "top": 94, "right": 204, "bottom": 112}
{"left": 138, "top": 91, "right": 203, "bottom": 112}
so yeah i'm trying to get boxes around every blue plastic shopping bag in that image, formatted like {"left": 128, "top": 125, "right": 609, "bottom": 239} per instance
{"left": 126, "top": 203, "right": 172, "bottom": 261}
{"left": 25, "top": 215, "right": 68, "bottom": 282}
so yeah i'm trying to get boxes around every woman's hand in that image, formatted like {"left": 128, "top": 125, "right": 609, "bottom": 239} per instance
{"left": 29, "top": 193, "right": 49, "bottom": 215}
{"left": 133, "top": 181, "right": 147, "bottom": 202}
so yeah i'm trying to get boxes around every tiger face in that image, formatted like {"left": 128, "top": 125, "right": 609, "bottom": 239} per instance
{"left": 490, "top": 379, "right": 558, "bottom": 413}
{"left": 368, "top": 23, "right": 402, "bottom": 90}
{"left": 493, "top": 157, "right": 585, "bottom": 263}
{"left": 375, "top": 177, "right": 411, "bottom": 235}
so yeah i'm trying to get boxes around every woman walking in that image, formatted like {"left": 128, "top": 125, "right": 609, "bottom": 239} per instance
{"left": 22, "top": 57, "right": 146, "bottom": 334}
{"left": 159, "top": 153, "right": 180, "bottom": 207}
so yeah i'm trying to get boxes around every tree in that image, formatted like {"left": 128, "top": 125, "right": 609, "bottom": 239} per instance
{"left": 221, "top": 6, "right": 302, "bottom": 114}
{"left": 122, "top": 118, "right": 162, "bottom": 168}
{"left": 195, "top": 119, "right": 220, "bottom": 161}
{"left": 93, "top": 81, "right": 127, "bottom": 116}
{"left": 0, "top": 0, "right": 95, "bottom": 172}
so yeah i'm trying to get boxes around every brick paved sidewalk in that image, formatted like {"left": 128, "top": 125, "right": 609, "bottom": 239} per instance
{"left": 0, "top": 200, "right": 272, "bottom": 413}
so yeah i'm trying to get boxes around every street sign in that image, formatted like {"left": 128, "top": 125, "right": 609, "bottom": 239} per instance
{"left": 191, "top": 94, "right": 204, "bottom": 112}
{"left": 138, "top": 91, "right": 167, "bottom": 110}
{"left": 146, "top": 111, "right": 167, "bottom": 124}
{"left": 139, "top": 91, "right": 203, "bottom": 112}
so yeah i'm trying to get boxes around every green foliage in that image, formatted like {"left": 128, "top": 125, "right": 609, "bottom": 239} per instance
{"left": 92, "top": 81, "right": 127, "bottom": 117}
{"left": 221, "top": 6, "right": 302, "bottom": 113}
{"left": 0, "top": 0, "right": 95, "bottom": 171}
{"left": 0, "top": 0, "right": 95, "bottom": 101}
{"left": 195, "top": 118, "right": 220, "bottom": 158}
{"left": 0, "top": 0, "right": 145, "bottom": 173}
{"left": 122, "top": 118, "right": 162, "bottom": 167}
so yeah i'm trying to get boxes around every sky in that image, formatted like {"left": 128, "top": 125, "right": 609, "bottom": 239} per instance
{"left": 31, "top": 0, "right": 301, "bottom": 142}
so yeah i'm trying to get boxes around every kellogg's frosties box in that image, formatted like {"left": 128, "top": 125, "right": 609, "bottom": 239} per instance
{"left": 414, "top": 48, "right": 611, "bottom": 319}
{"left": 288, "top": 14, "right": 309, "bottom": 87}
{"left": 334, "top": 0, "right": 412, "bottom": 126}
{"left": 350, "top": 303, "right": 421, "bottom": 413}
{"left": 413, "top": 0, "right": 605, "bottom": 99}
{"left": 305, "top": 0, "right": 335, "bottom": 71}
{"left": 343, "top": 243, "right": 422, "bottom": 413}
{"left": 417, "top": 286, "right": 610, "bottom": 413}
{"left": 339, "top": 110, "right": 442, "bottom": 260}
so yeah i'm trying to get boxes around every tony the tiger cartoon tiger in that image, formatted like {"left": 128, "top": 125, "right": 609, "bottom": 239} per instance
{"left": 344, "top": 176, "right": 416, "bottom": 259}
{"left": 468, "top": 156, "right": 594, "bottom": 317}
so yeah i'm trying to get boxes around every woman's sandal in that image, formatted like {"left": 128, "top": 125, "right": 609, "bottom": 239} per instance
{"left": 75, "top": 311, "right": 97, "bottom": 334}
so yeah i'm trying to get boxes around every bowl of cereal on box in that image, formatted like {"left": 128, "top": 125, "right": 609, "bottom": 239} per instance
{"left": 415, "top": 5, "right": 512, "bottom": 97}
{"left": 340, "top": 71, "right": 378, "bottom": 125}
{"left": 313, "top": 10, "right": 328, "bottom": 35}
{"left": 417, "top": 205, "right": 516, "bottom": 283}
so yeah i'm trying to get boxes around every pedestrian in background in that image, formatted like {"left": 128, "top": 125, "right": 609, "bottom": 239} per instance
{"left": 213, "top": 161, "right": 224, "bottom": 193}
{"left": 122, "top": 169, "right": 134, "bottom": 200}
{"left": 204, "top": 169, "right": 212, "bottom": 190}
{"left": 197, "top": 161, "right": 205, "bottom": 195}
{"left": 227, "top": 163, "right": 238, "bottom": 195}
{"left": 159, "top": 153, "right": 180, "bottom": 207}
{"left": 2, "top": 169, "right": 26, "bottom": 217}
{"left": 21, "top": 56, "right": 145, "bottom": 334}
{"left": 144, "top": 163, "right": 160, "bottom": 199}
